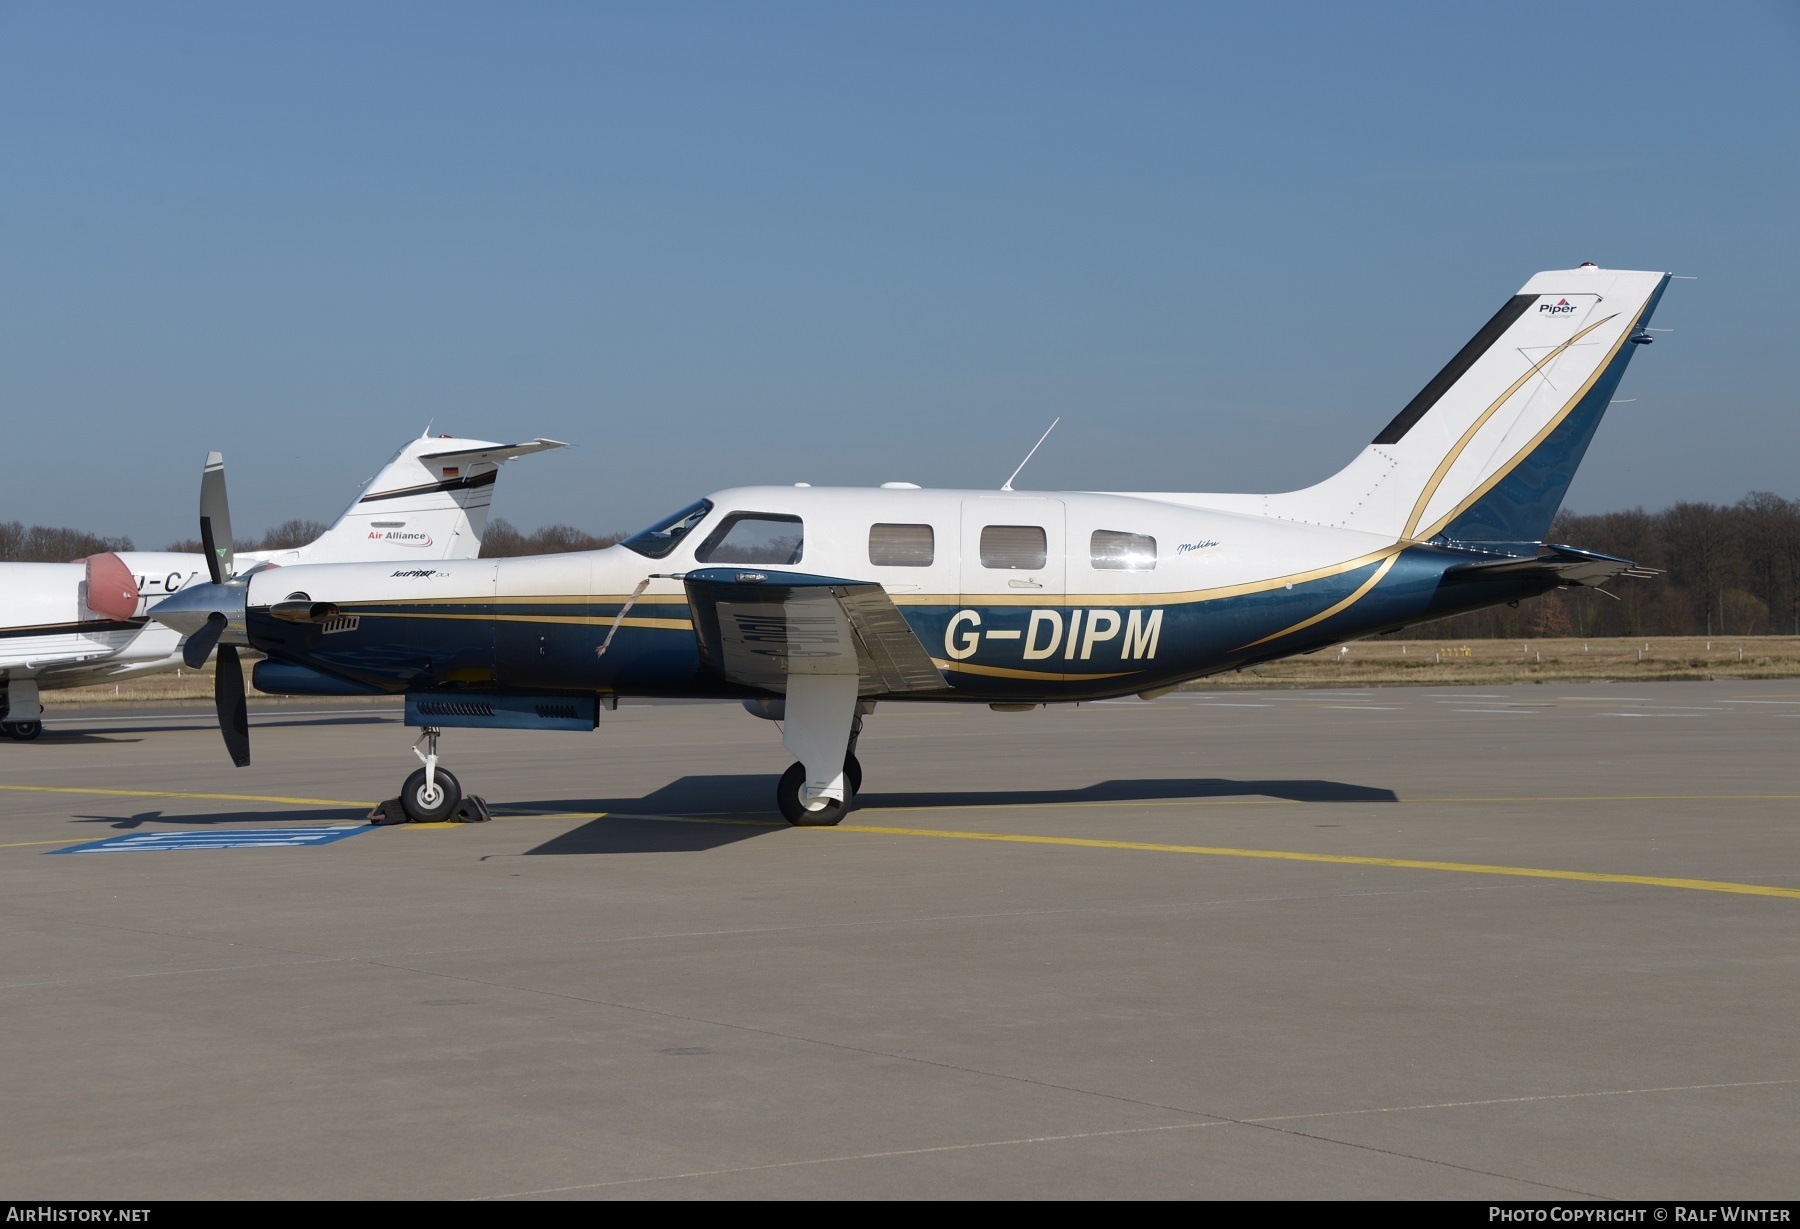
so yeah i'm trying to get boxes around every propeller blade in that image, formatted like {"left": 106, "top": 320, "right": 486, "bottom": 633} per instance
{"left": 83, "top": 552, "right": 141, "bottom": 622}
{"left": 182, "top": 612, "right": 229, "bottom": 670}
{"left": 215, "top": 644, "right": 251, "bottom": 767}
{"left": 199, "top": 451, "right": 234, "bottom": 585}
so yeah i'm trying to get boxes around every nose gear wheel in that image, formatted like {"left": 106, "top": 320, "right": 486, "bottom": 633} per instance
{"left": 401, "top": 766, "right": 462, "bottom": 822}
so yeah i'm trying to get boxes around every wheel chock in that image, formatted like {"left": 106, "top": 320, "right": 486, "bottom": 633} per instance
{"left": 450, "top": 795, "right": 493, "bottom": 823}
{"left": 367, "top": 799, "right": 409, "bottom": 826}
{"left": 367, "top": 795, "right": 490, "bottom": 825}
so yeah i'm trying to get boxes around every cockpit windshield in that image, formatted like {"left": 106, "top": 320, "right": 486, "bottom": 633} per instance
{"left": 620, "top": 498, "right": 714, "bottom": 559}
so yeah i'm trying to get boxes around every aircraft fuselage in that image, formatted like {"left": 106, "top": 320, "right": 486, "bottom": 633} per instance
{"left": 242, "top": 485, "right": 1560, "bottom": 704}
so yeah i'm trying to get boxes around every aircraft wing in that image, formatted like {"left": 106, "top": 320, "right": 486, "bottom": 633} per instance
{"left": 681, "top": 568, "right": 947, "bottom": 695}
{"left": 415, "top": 438, "right": 569, "bottom": 467}
{"left": 0, "top": 643, "right": 119, "bottom": 672}
{"left": 1442, "top": 544, "right": 1659, "bottom": 589}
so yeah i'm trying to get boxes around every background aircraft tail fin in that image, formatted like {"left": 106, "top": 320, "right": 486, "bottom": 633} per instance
{"left": 1261, "top": 265, "right": 1670, "bottom": 544}
{"left": 263, "top": 436, "right": 568, "bottom": 566}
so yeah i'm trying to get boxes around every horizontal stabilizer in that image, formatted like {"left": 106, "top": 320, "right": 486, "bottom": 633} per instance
{"left": 682, "top": 568, "right": 947, "bottom": 694}
{"left": 1442, "top": 544, "right": 1658, "bottom": 589}
{"left": 416, "top": 438, "right": 569, "bottom": 467}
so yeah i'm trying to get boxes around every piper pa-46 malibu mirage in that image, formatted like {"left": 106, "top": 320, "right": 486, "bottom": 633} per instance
{"left": 0, "top": 433, "right": 564, "bottom": 739}
{"left": 152, "top": 265, "right": 1670, "bottom": 825}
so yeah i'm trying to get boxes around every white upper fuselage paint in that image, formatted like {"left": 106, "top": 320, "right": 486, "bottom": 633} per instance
{"left": 245, "top": 485, "right": 1387, "bottom": 618}
{"left": 255, "top": 487, "right": 1384, "bottom": 603}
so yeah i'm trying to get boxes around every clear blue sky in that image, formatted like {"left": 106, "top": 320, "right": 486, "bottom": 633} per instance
{"left": 2, "top": 1, "right": 1796, "bottom": 548}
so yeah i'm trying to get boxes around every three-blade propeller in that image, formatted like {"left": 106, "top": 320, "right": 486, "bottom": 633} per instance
{"left": 147, "top": 452, "right": 252, "bottom": 767}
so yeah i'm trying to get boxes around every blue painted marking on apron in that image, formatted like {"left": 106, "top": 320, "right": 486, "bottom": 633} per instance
{"left": 50, "top": 825, "right": 371, "bottom": 854}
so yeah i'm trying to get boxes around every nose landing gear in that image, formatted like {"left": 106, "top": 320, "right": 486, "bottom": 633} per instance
{"left": 402, "top": 727, "right": 462, "bottom": 821}
{"left": 368, "top": 726, "right": 492, "bottom": 825}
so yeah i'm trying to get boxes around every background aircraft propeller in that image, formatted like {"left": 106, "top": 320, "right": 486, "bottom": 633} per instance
{"left": 197, "top": 452, "right": 250, "bottom": 766}
{"left": 198, "top": 451, "right": 234, "bottom": 585}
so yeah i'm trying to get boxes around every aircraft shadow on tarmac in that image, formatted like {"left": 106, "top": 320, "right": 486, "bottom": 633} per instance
{"left": 518, "top": 775, "right": 783, "bottom": 855}
{"left": 514, "top": 774, "right": 1399, "bottom": 856}
{"left": 61, "top": 775, "right": 1397, "bottom": 843}
{"left": 854, "top": 777, "right": 1400, "bottom": 810}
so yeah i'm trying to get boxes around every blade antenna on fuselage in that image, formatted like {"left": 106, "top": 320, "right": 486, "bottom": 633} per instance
{"left": 1000, "top": 417, "right": 1060, "bottom": 492}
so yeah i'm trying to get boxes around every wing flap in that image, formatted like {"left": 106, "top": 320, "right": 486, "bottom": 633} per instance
{"left": 683, "top": 568, "right": 947, "bottom": 694}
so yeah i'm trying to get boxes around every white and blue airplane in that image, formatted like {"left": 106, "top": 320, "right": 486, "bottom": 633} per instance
{"left": 0, "top": 433, "right": 565, "bottom": 739}
{"left": 150, "top": 265, "right": 1670, "bottom": 824}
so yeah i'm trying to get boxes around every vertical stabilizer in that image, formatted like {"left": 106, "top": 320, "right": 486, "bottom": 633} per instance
{"left": 252, "top": 437, "right": 567, "bottom": 566}
{"left": 1252, "top": 266, "right": 1669, "bottom": 544}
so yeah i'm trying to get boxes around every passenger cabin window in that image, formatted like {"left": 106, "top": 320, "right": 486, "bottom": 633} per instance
{"left": 695, "top": 513, "right": 804, "bottom": 565}
{"left": 980, "top": 525, "right": 1047, "bottom": 570}
{"left": 1090, "top": 530, "right": 1157, "bottom": 571}
{"left": 621, "top": 498, "right": 714, "bottom": 559}
{"left": 868, "top": 523, "right": 934, "bottom": 567}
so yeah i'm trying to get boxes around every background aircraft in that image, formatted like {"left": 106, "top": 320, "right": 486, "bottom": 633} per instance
{"left": 0, "top": 433, "right": 564, "bottom": 739}
{"left": 152, "top": 266, "right": 1669, "bottom": 824}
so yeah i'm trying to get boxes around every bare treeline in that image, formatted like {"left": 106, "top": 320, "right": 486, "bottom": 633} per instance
{"left": 160, "top": 520, "right": 331, "bottom": 555}
{"left": 1423, "top": 494, "right": 1800, "bottom": 639}
{"left": 0, "top": 522, "right": 134, "bottom": 562}
{"left": 478, "top": 518, "right": 625, "bottom": 557}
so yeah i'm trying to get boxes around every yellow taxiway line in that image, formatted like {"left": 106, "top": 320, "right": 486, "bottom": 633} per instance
{"left": 828, "top": 823, "right": 1800, "bottom": 899}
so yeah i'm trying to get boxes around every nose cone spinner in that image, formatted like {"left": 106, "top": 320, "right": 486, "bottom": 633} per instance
{"left": 146, "top": 581, "right": 246, "bottom": 639}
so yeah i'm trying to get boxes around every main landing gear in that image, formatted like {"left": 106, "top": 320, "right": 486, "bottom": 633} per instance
{"left": 774, "top": 675, "right": 866, "bottom": 826}
{"left": 777, "top": 742, "right": 863, "bottom": 825}
{"left": 368, "top": 726, "right": 492, "bottom": 825}
{"left": 3, "top": 682, "right": 43, "bottom": 741}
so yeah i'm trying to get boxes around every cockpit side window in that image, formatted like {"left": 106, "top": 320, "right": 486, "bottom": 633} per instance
{"left": 694, "top": 513, "right": 804, "bottom": 565}
{"left": 620, "top": 498, "right": 714, "bottom": 559}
